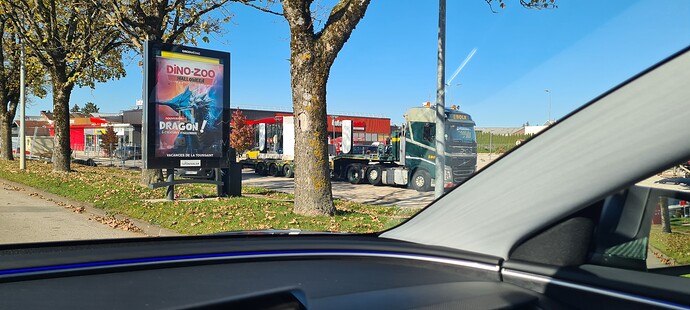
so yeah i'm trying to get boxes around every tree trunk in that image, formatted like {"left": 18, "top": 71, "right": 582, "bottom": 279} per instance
{"left": 139, "top": 37, "right": 163, "bottom": 187}
{"left": 139, "top": 72, "right": 162, "bottom": 186}
{"left": 0, "top": 94, "right": 20, "bottom": 161}
{"left": 140, "top": 167, "right": 163, "bottom": 186}
{"left": 281, "top": 0, "right": 370, "bottom": 216}
{"left": 289, "top": 49, "right": 335, "bottom": 216}
{"left": 660, "top": 196, "right": 672, "bottom": 234}
{"left": 0, "top": 111, "right": 14, "bottom": 160}
{"left": 51, "top": 77, "right": 74, "bottom": 172}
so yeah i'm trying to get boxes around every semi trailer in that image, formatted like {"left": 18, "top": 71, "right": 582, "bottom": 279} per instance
{"left": 242, "top": 104, "right": 477, "bottom": 192}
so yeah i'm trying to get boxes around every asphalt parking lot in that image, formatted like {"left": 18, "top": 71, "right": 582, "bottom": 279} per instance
{"left": 242, "top": 153, "right": 500, "bottom": 209}
{"left": 243, "top": 170, "right": 434, "bottom": 208}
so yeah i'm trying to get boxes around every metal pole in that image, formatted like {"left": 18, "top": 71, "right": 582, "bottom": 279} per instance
{"left": 434, "top": 0, "right": 447, "bottom": 198}
{"left": 166, "top": 168, "right": 174, "bottom": 201}
{"left": 545, "top": 89, "right": 551, "bottom": 122}
{"left": 19, "top": 40, "right": 26, "bottom": 170}
{"left": 489, "top": 132, "right": 492, "bottom": 160}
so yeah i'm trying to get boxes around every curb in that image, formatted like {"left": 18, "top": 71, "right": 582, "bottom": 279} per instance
{"left": 0, "top": 178, "right": 182, "bottom": 238}
{"left": 648, "top": 244, "right": 676, "bottom": 267}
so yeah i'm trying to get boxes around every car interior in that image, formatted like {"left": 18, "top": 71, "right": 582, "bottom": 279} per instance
{"left": 1, "top": 40, "right": 689, "bottom": 310}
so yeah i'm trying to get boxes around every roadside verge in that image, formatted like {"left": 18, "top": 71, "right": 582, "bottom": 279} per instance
{"left": 0, "top": 178, "right": 181, "bottom": 237}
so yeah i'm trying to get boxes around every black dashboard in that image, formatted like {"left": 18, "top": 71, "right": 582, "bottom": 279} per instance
{"left": 0, "top": 235, "right": 552, "bottom": 309}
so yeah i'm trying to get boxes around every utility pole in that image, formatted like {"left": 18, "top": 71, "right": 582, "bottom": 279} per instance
{"left": 434, "top": 0, "right": 447, "bottom": 198}
{"left": 19, "top": 39, "right": 26, "bottom": 170}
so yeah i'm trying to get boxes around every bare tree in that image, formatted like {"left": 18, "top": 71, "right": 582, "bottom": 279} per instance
{"left": 485, "top": 0, "right": 557, "bottom": 11}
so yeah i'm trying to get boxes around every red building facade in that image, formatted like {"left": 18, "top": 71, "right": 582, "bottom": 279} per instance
{"left": 274, "top": 113, "right": 391, "bottom": 144}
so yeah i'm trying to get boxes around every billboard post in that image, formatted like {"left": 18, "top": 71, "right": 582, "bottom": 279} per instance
{"left": 143, "top": 42, "right": 233, "bottom": 199}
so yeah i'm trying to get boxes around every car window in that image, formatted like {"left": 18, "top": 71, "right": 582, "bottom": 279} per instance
{"left": 0, "top": 1, "right": 688, "bottom": 246}
{"left": 589, "top": 163, "right": 690, "bottom": 278}
{"left": 643, "top": 166, "right": 690, "bottom": 275}
{"left": 422, "top": 123, "right": 435, "bottom": 144}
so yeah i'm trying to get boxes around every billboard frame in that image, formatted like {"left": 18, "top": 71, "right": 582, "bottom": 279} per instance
{"left": 143, "top": 42, "right": 231, "bottom": 169}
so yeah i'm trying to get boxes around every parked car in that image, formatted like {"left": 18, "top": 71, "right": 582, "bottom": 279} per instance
{"left": 114, "top": 145, "right": 141, "bottom": 160}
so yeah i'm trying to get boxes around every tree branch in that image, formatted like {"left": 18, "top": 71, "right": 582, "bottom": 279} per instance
{"left": 166, "top": 0, "right": 230, "bottom": 44}
{"left": 316, "top": 0, "right": 370, "bottom": 68}
{"left": 2, "top": 2, "right": 53, "bottom": 69}
{"left": 238, "top": 0, "right": 283, "bottom": 16}
{"left": 281, "top": 0, "right": 314, "bottom": 37}
{"left": 484, "top": 0, "right": 499, "bottom": 13}
{"left": 64, "top": 10, "right": 79, "bottom": 46}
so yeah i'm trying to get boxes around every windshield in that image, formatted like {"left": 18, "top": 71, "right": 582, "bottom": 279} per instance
{"left": 0, "top": 0, "right": 688, "bottom": 246}
{"left": 446, "top": 124, "right": 476, "bottom": 144}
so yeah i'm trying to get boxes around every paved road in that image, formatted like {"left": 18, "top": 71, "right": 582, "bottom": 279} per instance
{"left": 244, "top": 171, "right": 434, "bottom": 208}
{"left": 242, "top": 153, "right": 501, "bottom": 209}
{"left": 0, "top": 182, "right": 145, "bottom": 245}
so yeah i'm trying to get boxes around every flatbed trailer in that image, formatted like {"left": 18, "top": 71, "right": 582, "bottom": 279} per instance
{"left": 241, "top": 104, "right": 478, "bottom": 192}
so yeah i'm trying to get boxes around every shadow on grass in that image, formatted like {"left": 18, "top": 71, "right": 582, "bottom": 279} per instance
{"left": 335, "top": 209, "right": 358, "bottom": 216}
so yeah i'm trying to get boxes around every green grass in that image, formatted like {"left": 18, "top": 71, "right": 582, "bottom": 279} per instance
{"left": 0, "top": 160, "right": 419, "bottom": 235}
{"left": 671, "top": 217, "right": 690, "bottom": 225}
{"left": 649, "top": 225, "right": 690, "bottom": 265}
{"left": 476, "top": 132, "right": 532, "bottom": 153}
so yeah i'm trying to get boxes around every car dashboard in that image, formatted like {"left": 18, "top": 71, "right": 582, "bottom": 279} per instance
{"left": 0, "top": 235, "right": 550, "bottom": 309}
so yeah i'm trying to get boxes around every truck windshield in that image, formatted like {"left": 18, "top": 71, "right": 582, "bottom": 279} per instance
{"left": 447, "top": 124, "right": 476, "bottom": 144}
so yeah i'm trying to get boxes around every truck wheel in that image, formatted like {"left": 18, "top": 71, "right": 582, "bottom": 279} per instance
{"left": 411, "top": 170, "right": 431, "bottom": 192}
{"left": 367, "top": 166, "right": 383, "bottom": 185}
{"left": 268, "top": 163, "right": 281, "bottom": 177}
{"left": 256, "top": 162, "right": 267, "bottom": 176}
{"left": 346, "top": 165, "right": 363, "bottom": 184}
{"left": 283, "top": 164, "right": 294, "bottom": 178}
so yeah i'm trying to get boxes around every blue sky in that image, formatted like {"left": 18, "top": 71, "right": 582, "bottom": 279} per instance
{"left": 26, "top": 0, "right": 690, "bottom": 127}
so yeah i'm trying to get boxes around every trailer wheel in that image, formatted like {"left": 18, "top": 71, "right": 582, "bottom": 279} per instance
{"left": 411, "top": 170, "right": 431, "bottom": 192}
{"left": 346, "top": 164, "right": 364, "bottom": 184}
{"left": 268, "top": 163, "right": 281, "bottom": 177}
{"left": 283, "top": 164, "right": 294, "bottom": 178}
{"left": 367, "top": 166, "right": 383, "bottom": 185}
{"left": 255, "top": 162, "right": 267, "bottom": 176}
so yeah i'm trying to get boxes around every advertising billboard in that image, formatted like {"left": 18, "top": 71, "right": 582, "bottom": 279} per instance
{"left": 143, "top": 42, "right": 230, "bottom": 169}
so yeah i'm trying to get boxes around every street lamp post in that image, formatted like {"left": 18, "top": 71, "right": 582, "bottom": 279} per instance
{"left": 19, "top": 39, "right": 26, "bottom": 170}
{"left": 545, "top": 89, "right": 552, "bottom": 122}
{"left": 447, "top": 83, "right": 462, "bottom": 107}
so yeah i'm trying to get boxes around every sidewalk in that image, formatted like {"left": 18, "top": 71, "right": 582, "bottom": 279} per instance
{"left": 0, "top": 179, "right": 178, "bottom": 245}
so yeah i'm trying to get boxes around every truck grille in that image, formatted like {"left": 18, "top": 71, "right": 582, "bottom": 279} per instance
{"left": 447, "top": 156, "right": 476, "bottom": 184}
{"left": 453, "top": 169, "right": 474, "bottom": 183}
